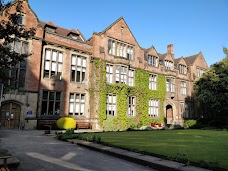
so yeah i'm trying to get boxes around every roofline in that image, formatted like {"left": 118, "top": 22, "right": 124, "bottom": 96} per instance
{"left": 97, "top": 17, "right": 142, "bottom": 49}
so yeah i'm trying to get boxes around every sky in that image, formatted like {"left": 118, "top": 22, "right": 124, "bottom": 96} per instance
{"left": 27, "top": 0, "right": 228, "bottom": 66}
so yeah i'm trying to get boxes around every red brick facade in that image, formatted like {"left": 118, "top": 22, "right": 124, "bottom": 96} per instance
{"left": 0, "top": 0, "right": 208, "bottom": 129}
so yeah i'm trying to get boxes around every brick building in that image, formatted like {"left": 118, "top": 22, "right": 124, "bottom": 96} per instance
{"left": 0, "top": 0, "right": 208, "bottom": 130}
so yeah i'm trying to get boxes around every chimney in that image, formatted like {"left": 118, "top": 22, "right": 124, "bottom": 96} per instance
{"left": 167, "top": 44, "right": 173, "bottom": 54}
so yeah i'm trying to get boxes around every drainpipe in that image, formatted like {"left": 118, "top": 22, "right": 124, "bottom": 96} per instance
{"left": 36, "top": 25, "right": 46, "bottom": 120}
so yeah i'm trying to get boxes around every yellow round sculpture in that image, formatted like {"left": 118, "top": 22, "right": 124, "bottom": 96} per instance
{"left": 57, "top": 117, "right": 76, "bottom": 130}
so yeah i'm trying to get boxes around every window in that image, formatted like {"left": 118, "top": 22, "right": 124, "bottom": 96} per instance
{"left": 196, "top": 67, "right": 205, "bottom": 78}
{"left": 11, "top": 40, "right": 28, "bottom": 54}
{"left": 69, "top": 93, "right": 85, "bottom": 116}
{"left": 128, "top": 69, "right": 134, "bottom": 86}
{"left": 148, "top": 55, "right": 158, "bottom": 67}
{"left": 116, "top": 65, "right": 127, "bottom": 84}
{"left": 7, "top": 61, "right": 26, "bottom": 88}
{"left": 149, "top": 74, "right": 157, "bottom": 90}
{"left": 149, "top": 99, "right": 159, "bottom": 117}
{"left": 7, "top": 41, "right": 28, "bottom": 88}
{"left": 106, "top": 94, "right": 116, "bottom": 116}
{"left": 41, "top": 90, "right": 61, "bottom": 115}
{"left": 179, "top": 64, "right": 187, "bottom": 74}
{"left": 180, "top": 102, "right": 189, "bottom": 118}
{"left": 180, "top": 81, "right": 187, "bottom": 95}
{"left": 108, "top": 39, "right": 133, "bottom": 60}
{"left": 44, "top": 49, "right": 63, "bottom": 79}
{"left": 106, "top": 64, "right": 113, "bottom": 84}
{"left": 164, "top": 60, "right": 174, "bottom": 70}
{"left": 17, "top": 14, "right": 24, "bottom": 25}
{"left": 128, "top": 96, "right": 135, "bottom": 117}
{"left": 166, "top": 77, "right": 175, "bottom": 92}
{"left": 71, "top": 55, "right": 86, "bottom": 83}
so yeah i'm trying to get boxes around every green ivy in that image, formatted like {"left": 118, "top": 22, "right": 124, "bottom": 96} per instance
{"left": 90, "top": 60, "right": 166, "bottom": 131}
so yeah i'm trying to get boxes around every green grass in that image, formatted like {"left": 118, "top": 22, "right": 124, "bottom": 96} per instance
{"left": 79, "top": 130, "right": 228, "bottom": 170}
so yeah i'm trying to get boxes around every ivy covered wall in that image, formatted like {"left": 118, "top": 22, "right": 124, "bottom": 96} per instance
{"left": 90, "top": 59, "right": 166, "bottom": 131}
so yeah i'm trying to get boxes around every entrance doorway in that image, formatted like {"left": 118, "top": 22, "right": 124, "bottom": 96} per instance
{"left": 166, "top": 104, "right": 173, "bottom": 124}
{"left": 0, "top": 102, "right": 21, "bottom": 128}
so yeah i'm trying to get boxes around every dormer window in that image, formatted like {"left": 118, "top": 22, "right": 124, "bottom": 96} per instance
{"left": 196, "top": 67, "right": 205, "bottom": 78}
{"left": 68, "top": 33, "right": 79, "bottom": 40}
{"left": 46, "top": 27, "right": 55, "bottom": 33}
{"left": 164, "top": 60, "right": 174, "bottom": 70}
{"left": 179, "top": 64, "right": 187, "bottom": 74}
{"left": 148, "top": 55, "right": 158, "bottom": 67}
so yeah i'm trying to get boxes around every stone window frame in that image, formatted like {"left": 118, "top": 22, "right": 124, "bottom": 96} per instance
{"left": 180, "top": 81, "right": 187, "bottom": 95}
{"left": 70, "top": 55, "right": 86, "bottom": 83}
{"left": 148, "top": 55, "right": 159, "bottom": 67}
{"left": 166, "top": 77, "right": 175, "bottom": 92}
{"left": 41, "top": 90, "right": 61, "bottom": 116}
{"left": 43, "top": 49, "right": 63, "bottom": 79}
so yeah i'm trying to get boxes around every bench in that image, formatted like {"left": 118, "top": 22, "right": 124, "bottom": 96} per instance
{"left": 76, "top": 122, "right": 92, "bottom": 130}
{"left": 0, "top": 155, "right": 11, "bottom": 171}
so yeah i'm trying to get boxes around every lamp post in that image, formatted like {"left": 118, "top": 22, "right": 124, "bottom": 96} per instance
{"left": 0, "top": 83, "right": 3, "bottom": 109}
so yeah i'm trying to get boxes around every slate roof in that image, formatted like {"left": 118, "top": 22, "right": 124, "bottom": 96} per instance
{"left": 38, "top": 20, "right": 85, "bottom": 41}
{"left": 183, "top": 54, "right": 198, "bottom": 65}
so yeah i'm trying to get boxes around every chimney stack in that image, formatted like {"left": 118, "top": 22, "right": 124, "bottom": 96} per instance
{"left": 167, "top": 44, "right": 173, "bottom": 54}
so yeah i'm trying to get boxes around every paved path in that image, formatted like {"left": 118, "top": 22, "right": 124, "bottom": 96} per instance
{"left": 0, "top": 130, "right": 157, "bottom": 171}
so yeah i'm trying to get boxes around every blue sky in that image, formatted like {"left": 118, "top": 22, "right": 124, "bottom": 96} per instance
{"left": 28, "top": 0, "right": 228, "bottom": 66}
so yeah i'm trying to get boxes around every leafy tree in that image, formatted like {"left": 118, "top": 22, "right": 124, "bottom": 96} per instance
{"left": 0, "top": 0, "right": 35, "bottom": 87}
{"left": 194, "top": 48, "right": 228, "bottom": 121}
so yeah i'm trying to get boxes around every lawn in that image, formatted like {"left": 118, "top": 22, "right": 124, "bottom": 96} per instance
{"left": 79, "top": 129, "right": 228, "bottom": 170}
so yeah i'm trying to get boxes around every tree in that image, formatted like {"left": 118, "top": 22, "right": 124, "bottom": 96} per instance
{"left": 0, "top": 0, "right": 35, "bottom": 87}
{"left": 194, "top": 48, "right": 228, "bottom": 122}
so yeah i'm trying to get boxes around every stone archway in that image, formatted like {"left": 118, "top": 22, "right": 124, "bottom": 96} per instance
{"left": 0, "top": 102, "right": 21, "bottom": 128}
{"left": 165, "top": 104, "right": 173, "bottom": 124}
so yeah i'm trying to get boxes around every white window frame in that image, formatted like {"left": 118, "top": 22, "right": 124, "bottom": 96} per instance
{"left": 128, "top": 69, "right": 134, "bottom": 86}
{"left": 149, "top": 99, "right": 159, "bottom": 117}
{"left": 149, "top": 74, "right": 157, "bottom": 90}
{"left": 164, "top": 60, "right": 174, "bottom": 70}
{"left": 69, "top": 93, "right": 85, "bottom": 116}
{"left": 71, "top": 55, "right": 86, "bottom": 83}
{"left": 106, "top": 94, "right": 116, "bottom": 116}
{"left": 127, "top": 96, "right": 136, "bottom": 117}
{"left": 106, "top": 64, "right": 113, "bottom": 84}
{"left": 166, "top": 77, "right": 175, "bottom": 92}
{"left": 44, "top": 49, "right": 63, "bottom": 79}
{"left": 180, "top": 81, "right": 187, "bottom": 95}
{"left": 179, "top": 64, "right": 187, "bottom": 74}
{"left": 148, "top": 55, "right": 158, "bottom": 67}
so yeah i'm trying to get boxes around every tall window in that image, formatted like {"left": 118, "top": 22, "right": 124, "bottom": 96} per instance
{"left": 44, "top": 49, "right": 63, "bottom": 79}
{"left": 148, "top": 55, "right": 158, "bottom": 67}
{"left": 69, "top": 93, "right": 85, "bottom": 116}
{"left": 166, "top": 77, "right": 175, "bottom": 92}
{"left": 179, "top": 64, "right": 187, "bottom": 74}
{"left": 149, "top": 99, "right": 159, "bottom": 117}
{"left": 41, "top": 90, "right": 61, "bottom": 115}
{"left": 180, "top": 81, "right": 187, "bottom": 95}
{"left": 71, "top": 55, "right": 86, "bottom": 83}
{"left": 180, "top": 102, "right": 189, "bottom": 118}
{"left": 128, "top": 96, "right": 135, "bottom": 117}
{"left": 149, "top": 74, "right": 157, "bottom": 90}
{"left": 106, "top": 64, "right": 113, "bottom": 84}
{"left": 164, "top": 60, "right": 174, "bottom": 70}
{"left": 8, "top": 41, "right": 28, "bottom": 88}
{"left": 196, "top": 67, "right": 205, "bottom": 78}
{"left": 17, "top": 14, "right": 24, "bottom": 25}
{"left": 106, "top": 94, "right": 116, "bottom": 116}
{"left": 108, "top": 39, "right": 133, "bottom": 60}
{"left": 116, "top": 65, "right": 127, "bottom": 84}
{"left": 128, "top": 69, "right": 134, "bottom": 86}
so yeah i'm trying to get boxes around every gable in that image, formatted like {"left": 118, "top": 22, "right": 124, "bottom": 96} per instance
{"left": 147, "top": 46, "right": 159, "bottom": 57}
{"left": 164, "top": 53, "right": 173, "bottom": 62}
{"left": 99, "top": 17, "right": 140, "bottom": 48}
{"left": 178, "top": 58, "right": 187, "bottom": 66}
{"left": 194, "top": 52, "right": 208, "bottom": 69}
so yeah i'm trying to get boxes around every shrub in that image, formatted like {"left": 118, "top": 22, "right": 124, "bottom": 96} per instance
{"left": 184, "top": 119, "right": 197, "bottom": 128}
{"left": 57, "top": 129, "right": 77, "bottom": 141}
{"left": 57, "top": 117, "right": 76, "bottom": 130}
